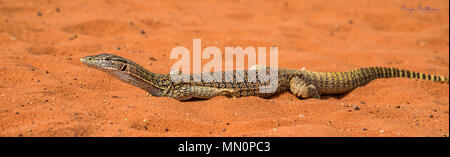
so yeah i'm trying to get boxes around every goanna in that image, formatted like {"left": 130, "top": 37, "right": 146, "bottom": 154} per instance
{"left": 81, "top": 54, "right": 449, "bottom": 101}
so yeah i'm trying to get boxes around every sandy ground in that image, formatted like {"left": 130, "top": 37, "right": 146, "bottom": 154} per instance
{"left": 0, "top": 0, "right": 448, "bottom": 137}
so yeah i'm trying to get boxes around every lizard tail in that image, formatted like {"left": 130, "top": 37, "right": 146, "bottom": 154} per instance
{"left": 358, "top": 67, "right": 449, "bottom": 84}
{"left": 279, "top": 66, "right": 447, "bottom": 95}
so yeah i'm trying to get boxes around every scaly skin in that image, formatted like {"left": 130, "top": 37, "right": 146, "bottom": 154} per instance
{"left": 80, "top": 54, "right": 449, "bottom": 101}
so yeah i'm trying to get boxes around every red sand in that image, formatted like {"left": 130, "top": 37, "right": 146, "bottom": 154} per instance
{"left": 0, "top": 0, "right": 448, "bottom": 137}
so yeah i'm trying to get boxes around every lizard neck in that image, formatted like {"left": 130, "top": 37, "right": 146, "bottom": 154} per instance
{"left": 108, "top": 63, "right": 169, "bottom": 96}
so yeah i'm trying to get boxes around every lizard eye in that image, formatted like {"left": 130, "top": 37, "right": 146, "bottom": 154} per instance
{"left": 104, "top": 57, "right": 111, "bottom": 61}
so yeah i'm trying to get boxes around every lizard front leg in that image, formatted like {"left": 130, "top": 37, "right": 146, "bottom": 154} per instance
{"left": 289, "top": 76, "right": 320, "bottom": 99}
{"left": 168, "top": 85, "right": 236, "bottom": 101}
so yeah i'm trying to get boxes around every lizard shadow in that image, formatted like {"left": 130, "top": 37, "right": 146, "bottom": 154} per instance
{"left": 183, "top": 97, "right": 212, "bottom": 102}
{"left": 319, "top": 90, "right": 353, "bottom": 100}
{"left": 182, "top": 90, "right": 354, "bottom": 101}
{"left": 267, "top": 90, "right": 353, "bottom": 100}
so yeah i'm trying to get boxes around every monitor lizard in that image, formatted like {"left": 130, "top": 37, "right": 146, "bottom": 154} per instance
{"left": 80, "top": 53, "right": 449, "bottom": 101}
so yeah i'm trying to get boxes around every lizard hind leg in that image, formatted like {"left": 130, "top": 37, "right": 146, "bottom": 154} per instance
{"left": 289, "top": 76, "right": 320, "bottom": 99}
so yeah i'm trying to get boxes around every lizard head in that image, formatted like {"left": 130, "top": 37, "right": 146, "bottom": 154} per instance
{"left": 80, "top": 53, "right": 129, "bottom": 71}
{"left": 80, "top": 53, "right": 167, "bottom": 97}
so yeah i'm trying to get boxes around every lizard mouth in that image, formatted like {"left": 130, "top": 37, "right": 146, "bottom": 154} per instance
{"left": 80, "top": 57, "right": 97, "bottom": 68}
{"left": 80, "top": 56, "right": 117, "bottom": 71}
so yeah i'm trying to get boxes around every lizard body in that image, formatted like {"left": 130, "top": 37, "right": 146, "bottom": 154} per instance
{"left": 81, "top": 54, "right": 448, "bottom": 101}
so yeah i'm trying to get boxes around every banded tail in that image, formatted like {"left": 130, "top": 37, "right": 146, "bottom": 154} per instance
{"left": 359, "top": 67, "right": 449, "bottom": 84}
{"left": 301, "top": 67, "right": 448, "bottom": 94}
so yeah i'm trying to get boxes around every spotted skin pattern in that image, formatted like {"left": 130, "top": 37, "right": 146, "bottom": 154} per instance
{"left": 81, "top": 54, "right": 449, "bottom": 101}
